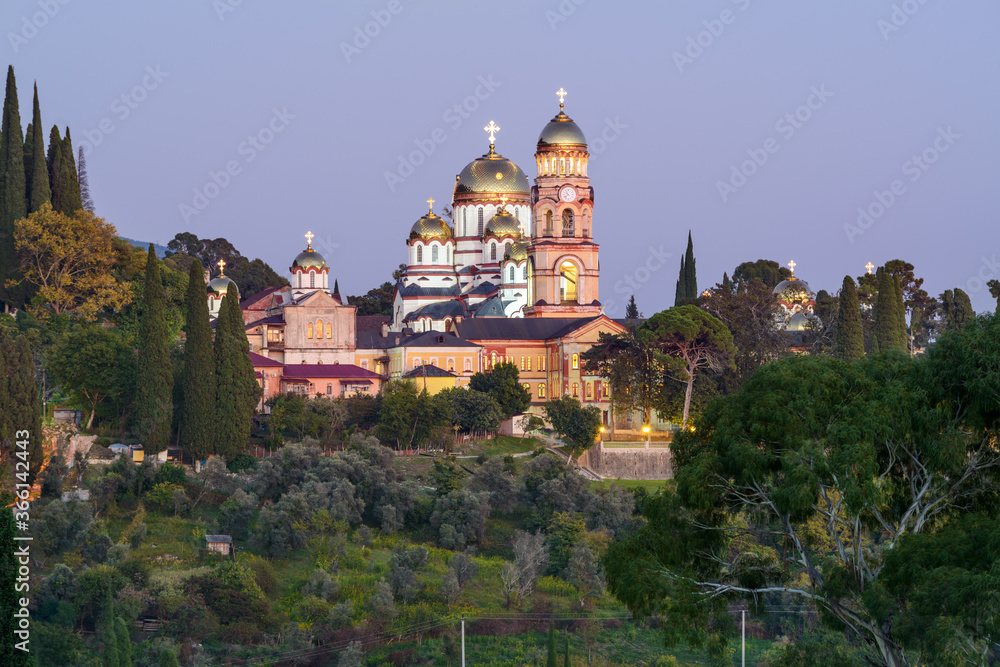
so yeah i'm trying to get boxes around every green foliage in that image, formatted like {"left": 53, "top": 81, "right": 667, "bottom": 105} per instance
{"left": 0, "top": 509, "right": 18, "bottom": 659}
{"left": 438, "top": 386, "right": 503, "bottom": 433}
{"left": 430, "top": 458, "right": 463, "bottom": 496}
{"left": 134, "top": 246, "right": 174, "bottom": 454}
{"left": 181, "top": 260, "right": 216, "bottom": 460}
{"left": 625, "top": 294, "right": 639, "bottom": 319}
{"left": 546, "top": 512, "right": 586, "bottom": 574}
{"left": 731, "top": 259, "right": 791, "bottom": 289}
{"left": 27, "top": 84, "right": 50, "bottom": 213}
{"left": 2, "top": 336, "right": 45, "bottom": 481}
{"left": 469, "top": 361, "right": 531, "bottom": 421}
{"left": 875, "top": 269, "right": 906, "bottom": 353}
{"left": 833, "top": 275, "right": 864, "bottom": 361}
{"left": 213, "top": 291, "right": 260, "bottom": 459}
{"left": 582, "top": 328, "right": 659, "bottom": 427}
{"left": 348, "top": 280, "right": 394, "bottom": 316}
{"left": 115, "top": 616, "right": 133, "bottom": 667}
{"left": 0, "top": 66, "right": 26, "bottom": 310}
{"left": 543, "top": 396, "right": 601, "bottom": 454}
{"left": 158, "top": 648, "right": 179, "bottom": 667}
{"left": 684, "top": 231, "right": 697, "bottom": 301}
{"left": 48, "top": 326, "right": 134, "bottom": 430}
{"left": 547, "top": 622, "right": 557, "bottom": 667}
{"left": 378, "top": 381, "right": 448, "bottom": 448}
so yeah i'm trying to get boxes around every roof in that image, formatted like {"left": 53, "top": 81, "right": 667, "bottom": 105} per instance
{"left": 455, "top": 317, "right": 604, "bottom": 341}
{"left": 404, "top": 300, "right": 468, "bottom": 321}
{"left": 401, "top": 331, "right": 479, "bottom": 348}
{"left": 469, "top": 296, "right": 508, "bottom": 318}
{"left": 205, "top": 535, "right": 232, "bottom": 543}
{"left": 250, "top": 352, "right": 283, "bottom": 367}
{"left": 357, "top": 330, "right": 404, "bottom": 350}
{"left": 281, "top": 364, "right": 383, "bottom": 380}
{"left": 246, "top": 314, "right": 284, "bottom": 329}
{"left": 240, "top": 285, "right": 281, "bottom": 309}
{"left": 357, "top": 315, "right": 392, "bottom": 333}
{"left": 397, "top": 283, "right": 461, "bottom": 298}
{"left": 403, "top": 364, "right": 457, "bottom": 379}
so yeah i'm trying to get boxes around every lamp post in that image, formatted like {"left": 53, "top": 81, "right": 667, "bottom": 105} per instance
{"left": 642, "top": 425, "right": 650, "bottom": 448}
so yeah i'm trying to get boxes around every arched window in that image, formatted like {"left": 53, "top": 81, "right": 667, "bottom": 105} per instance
{"left": 307, "top": 323, "right": 313, "bottom": 339}
{"left": 538, "top": 383, "right": 546, "bottom": 398}
{"left": 326, "top": 323, "right": 332, "bottom": 338}
{"left": 490, "top": 351, "right": 497, "bottom": 368}
{"left": 572, "top": 382, "right": 579, "bottom": 398}
{"left": 504, "top": 242, "right": 511, "bottom": 258}
{"left": 431, "top": 245, "right": 439, "bottom": 264}
{"left": 316, "top": 320, "right": 322, "bottom": 339}
{"left": 310, "top": 271, "right": 316, "bottom": 288}
{"left": 562, "top": 209, "right": 575, "bottom": 236}
{"left": 416, "top": 245, "right": 423, "bottom": 264}
{"left": 545, "top": 210, "right": 553, "bottom": 235}
{"left": 572, "top": 353, "right": 579, "bottom": 369}
{"left": 508, "top": 266, "right": 515, "bottom": 282}
{"left": 490, "top": 243, "right": 497, "bottom": 261}
{"left": 586, "top": 383, "right": 592, "bottom": 398}
{"left": 477, "top": 208, "right": 484, "bottom": 236}
{"left": 560, "top": 261, "right": 578, "bottom": 303}
{"left": 461, "top": 208, "right": 466, "bottom": 236}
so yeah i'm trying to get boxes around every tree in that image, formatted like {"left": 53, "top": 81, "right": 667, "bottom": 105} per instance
{"left": 158, "top": 649, "right": 180, "bottom": 667}
{"left": 78, "top": 146, "right": 94, "bottom": 212}
{"left": 469, "top": 457, "right": 519, "bottom": 511}
{"left": 60, "top": 129, "right": 83, "bottom": 213}
{"left": 941, "top": 288, "right": 974, "bottom": 332}
{"left": 683, "top": 231, "right": 697, "bottom": 301}
{"left": 674, "top": 255, "right": 686, "bottom": 307}
{"left": 547, "top": 622, "right": 558, "bottom": 667}
{"left": 135, "top": 245, "right": 174, "bottom": 454}
{"left": 115, "top": 616, "right": 133, "bottom": 667}
{"left": 606, "top": 341, "right": 1000, "bottom": 667}
{"left": 48, "top": 327, "right": 132, "bottom": 429}
{"left": 12, "top": 204, "right": 132, "bottom": 318}
{"left": 873, "top": 269, "right": 907, "bottom": 353}
{"left": 39, "top": 453, "right": 68, "bottom": 498}
{"left": 499, "top": 530, "right": 549, "bottom": 607}
{"left": 214, "top": 292, "right": 260, "bottom": 459}
{"left": 640, "top": 306, "right": 735, "bottom": 428}
{"left": 731, "top": 259, "right": 790, "bottom": 290}
{"left": 469, "top": 361, "right": 531, "bottom": 421}
{"left": 625, "top": 294, "right": 639, "bottom": 319}
{"left": 439, "top": 387, "right": 503, "bottom": 433}
{"left": 101, "top": 591, "right": 120, "bottom": 667}
{"left": 833, "top": 276, "right": 864, "bottom": 361}
{"left": 182, "top": 260, "right": 216, "bottom": 460}
{"left": 3, "top": 337, "right": 44, "bottom": 481}
{"left": 27, "top": 84, "right": 50, "bottom": 213}
{"left": 0, "top": 66, "right": 26, "bottom": 311}
{"left": 565, "top": 543, "right": 606, "bottom": 607}
{"left": 543, "top": 396, "right": 602, "bottom": 458}
{"left": 582, "top": 328, "right": 659, "bottom": 433}
{"left": 348, "top": 281, "right": 395, "bottom": 316}
{"left": 0, "top": 509, "right": 18, "bottom": 660}
{"left": 989, "top": 279, "right": 1000, "bottom": 312}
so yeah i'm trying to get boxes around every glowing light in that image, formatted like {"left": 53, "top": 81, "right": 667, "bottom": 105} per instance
{"left": 556, "top": 87, "right": 568, "bottom": 108}
{"left": 484, "top": 120, "right": 500, "bottom": 145}
{"left": 426, "top": 197, "right": 435, "bottom": 214}
{"left": 304, "top": 231, "right": 314, "bottom": 251}
{"left": 642, "top": 426, "right": 650, "bottom": 433}
{"left": 788, "top": 260, "right": 796, "bottom": 277}
{"left": 217, "top": 258, "right": 226, "bottom": 276}
{"left": 866, "top": 261, "right": 875, "bottom": 275}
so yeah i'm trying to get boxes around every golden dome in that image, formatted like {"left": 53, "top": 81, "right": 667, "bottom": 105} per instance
{"left": 773, "top": 278, "right": 814, "bottom": 303}
{"left": 483, "top": 210, "right": 521, "bottom": 239}
{"left": 504, "top": 240, "right": 529, "bottom": 262}
{"left": 538, "top": 111, "right": 587, "bottom": 147}
{"left": 292, "top": 250, "right": 327, "bottom": 270}
{"left": 455, "top": 147, "right": 530, "bottom": 196}
{"left": 409, "top": 212, "right": 453, "bottom": 241}
{"left": 207, "top": 276, "right": 238, "bottom": 296}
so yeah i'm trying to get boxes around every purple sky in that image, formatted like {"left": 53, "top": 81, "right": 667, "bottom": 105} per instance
{"left": 6, "top": 0, "right": 999, "bottom": 315}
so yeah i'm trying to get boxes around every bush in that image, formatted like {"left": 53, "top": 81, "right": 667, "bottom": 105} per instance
{"left": 227, "top": 453, "right": 257, "bottom": 473}
{"left": 153, "top": 462, "right": 187, "bottom": 486}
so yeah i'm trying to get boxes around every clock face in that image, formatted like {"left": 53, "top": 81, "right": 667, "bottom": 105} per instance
{"left": 560, "top": 186, "right": 576, "bottom": 202}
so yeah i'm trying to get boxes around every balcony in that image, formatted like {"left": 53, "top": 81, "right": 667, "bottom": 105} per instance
{"left": 265, "top": 340, "right": 285, "bottom": 350}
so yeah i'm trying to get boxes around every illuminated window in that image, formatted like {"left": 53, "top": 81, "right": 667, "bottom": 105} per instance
{"left": 416, "top": 245, "right": 422, "bottom": 264}
{"left": 464, "top": 358, "right": 472, "bottom": 372}
{"left": 520, "top": 356, "right": 525, "bottom": 371}
{"left": 432, "top": 245, "right": 439, "bottom": 264}
{"left": 413, "top": 358, "right": 420, "bottom": 368}
{"left": 326, "top": 323, "right": 332, "bottom": 339}
{"left": 448, "top": 358, "right": 455, "bottom": 372}
{"left": 490, "top": 351, "right": 497, "bottom": 368}
{"left": 572, "top": 353, "right": 579, "bottom": 370}
{"left": 539, "top": 355, "right": 545, "bottom": 371}
{"left": 316, "top": 320, "right": 322, "bottom": 339}
{"left": 523, "top": 383, "right": 530, "bottom": 394}
{"left": 603, "top": 383, "right": 609, "bottom": 398}
{"left": 307, "top": 323, "right": 313, "bottom": 339}
{"left": 562, "top": 210, "right": 575, "bottom": 236}
{"left": 586, "top": 383, "right": 592, "bottom": 398}
{"left": 560, "top": 261, "right": 578, "bottom": 303}
{"left": 572, "top": 383, "right": 579, "bottom": 398}
{"left": 538, "top": 383, "right": 545, "bottom": 398}
{"left": 526, "top": 356, "right": 532, "bottom": 371}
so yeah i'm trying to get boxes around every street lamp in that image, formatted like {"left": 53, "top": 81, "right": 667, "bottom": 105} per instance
{"left": 642, "top": 425, "right": 650, "bottom": 448}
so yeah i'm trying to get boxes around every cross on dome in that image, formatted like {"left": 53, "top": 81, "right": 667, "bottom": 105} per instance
{"left": 305, "top": 230, "right": 314, "bottom": 251}
{"left": 866, "top": 261, "right": 875, "bottom": 275}
{"left": 498, "top": 194, "right": 508, "bottom": 209}
{"left": 484, "top": 120, "right": 500, "bottom": 146}
{"left": 426, "top": 197, "right": 435, "bottom": 214}
{"left": 556, "top": 87, "right": 567, "bottom": 110}
{"left": 788, "top": 260, "right": 796, "bottom": 277}
{"left": 217, "top": 258, "right": 226, "bottom": 276}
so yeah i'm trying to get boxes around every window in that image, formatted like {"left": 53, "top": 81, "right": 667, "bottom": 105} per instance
{"left": 539, "top": 355, "right": 545, "bottom": 371}
{"left": 478, "top": 207, "right": 484, "bottom": 236}
{"left": 490, "top": 243, "right": 497, "bottom": 261}
{"left": 586, "top": 383, "right": 593, "bottom": 398}
{"left": 538, "top": 383, "right": 545, "bottom": 398}
{"left": 326, "top": 323, "right": 332, "bottom": 339}
{"left": 527, "top": 356, "right": 532, "bottom": 371}
{"left": 504, "top": 242, "right": 511, "bottom": 258}
{"left": 317, "top": 320, "right": 323, "bottom": 339}
{"left": 562, "top": 209, "right": 575, "bottom": 236}
{"left": 523, "top": 383, "right": 531, "bottom": 394}
{"left": 327, "top": 383, "right": 333, "bottom": 395}
{"left": 603, "top": 383, "right": 609, "bottom": 398}
{"left": 461, "top": 208, "right": 466, "bottom": 235}
{"left": 361, "top": 360, "right": 368, "bottom": 369}
{"left": 572, "top": 383, "right": 579, "bottom": 398}
{"left": 508, "top": 266, "right": 515, "bottom": 282}
{"left": 310, "top": 271, "right": 316, "bottom": 288}
{"left": 560, "top": 261, "right": 578, "bottom": 303}
{"left": 465, "top": 358, "right": 472, "bottom": 372}
{"left": 416, "top": 245, "right": 422, "bottom": 264}
{"left": 430, "top": 357, "right": 438, "bottom": 368}
{"left": 432, "top": 245, "right": 439, "bottom": 264}
{"left": 490, "top": 351, "right": 497, "bottom": 368}
{"left": 545, "top": 210, "right": 553, "bottom": 234}
{"left": 520, "top": 356, "right": 525, "bottom": 371}
{"left": 572, "top": 353, "right": 579, "bottom": 369}
{"left": 448, "top": 358, "right": 455, "bottom": 372}
{"left": 413, "top": 358, "right": 420, "bottom": 368}
{"left": 307, "top": 323, "right": 313, "bottom": 339}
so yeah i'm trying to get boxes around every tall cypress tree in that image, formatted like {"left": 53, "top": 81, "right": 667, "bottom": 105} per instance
{"left": 46, "top": 125, "right": 71, "bottom": 214}
{"left": 61, "top": 128, "right": 83, "bottom": 212}
{"left": 546, "top": 622, "right": 557, "bottom": 667}
{"left": 834, "top": 276, "right": 864, "bottom": 361}
{"left": 214, "top": 290, "right": 259, "bottom": 460}
{"left": 135, "top": 245, "right": 174, "bottom": 455}
{"left": 0, "top": 66, "right": 26, "bottom": 311}
{"left": 102, "top": 591, "right": 120, "bottom": 667}
{"left": 4, "top": 337, "right": 44, "bottom": 483}
{"left": 892, "top": 275, "right": 908, "bottom": 352}
{"left": 27, "top": 84, "right": 50, "bottom": 212}
{"left": 874, "top": 270, "right": 905, "bottom": 353}
{"left": 951, "top": 288, "right": 974, "bottom": 330}
{"left": 23, "top": 123, "right": 33, "bottom": 198}
{"left": 683, "top": 230, "right": 697, "bottom": 300}
{"left": 182, "top": 260, "right": 216, "bottom": 461}
{"left": 674, "top": 256, "right": 686, "bottom": 307}
{"left": 115, "top": 616, "right": 132, "bottom": 667}
{"left": 78, "top": 146, "right": 94, "bottom": 212}
{"left": 625, "top": 294, "right": 639, "bottom": 319}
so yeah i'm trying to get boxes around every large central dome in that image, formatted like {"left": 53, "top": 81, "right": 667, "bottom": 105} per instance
{"left": 538, "top": 110, "right": 587, "bottom": 147}
{"left": 455, "top": 147, "right": 530, "bottom": 196}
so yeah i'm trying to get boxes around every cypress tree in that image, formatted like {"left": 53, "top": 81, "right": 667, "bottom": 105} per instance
{"left": 182, "top": 260, "right": 216, "bottom": 461}
{"left": 23, "top": 123, "right": 32, "bottom": 197}
{"left": 115, "top": 616, "right": 133, "bottom": 667}
{"left": 61, "top": 128, "right": 83, "bottom": 212}
{"left": 78, "top": 146, "right": 94, "bottom": 212}
{"left": 214, "top": 290, "right": 259, "bottom": 460}
{"left": 674, "top": 256, "right": 686, "bottom": 307}
{"left": 564, "top": 632, "right": 571, "bottom": 667}
{"left": 0, "top": 66, "right": 26, "bottom": 311}
{"left": 3, "top": 337, "right": 44, "bottom": 482}
{"left": 834, "top": 276, "right": 864, "bottom": 361}
{"left": 625, "top": 294, "right": 639, "bottom": 319}
{"left": 135, "top": 245, "right": 174, "bottom": 455}
{"left": 158, "top": 649, "right": 180, "bottom": 667}
{"left": 944, "top": 288, "right": 975, "bottom": 330}
{"left": 27, "top": 84, "right": 50, "bottom": 212}
{"left": 874, "top": 270, "right": 905, "bottom": 353}
{"left": 333, "top": 278, "right": 340, "bottom": 298}
{"left": 46, "top": 125, "right": 71, "bottom": 214}
{"left": 721, "top": 272, "right": 733, "bottom": 293}
{"left": 0, "top": 509, "right": 17, "bottom": 661}
{"left": 546, "top": 622, "right": 557, "bottom": 667}
{"left": 683, "top": 230, "right": 697, "bottom": 300}
{"left": 892, "top": 275, "right": 908, "bottom": 352}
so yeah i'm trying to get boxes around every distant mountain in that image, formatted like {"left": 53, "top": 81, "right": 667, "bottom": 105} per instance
{"left": 121, "top": 237, "right": 169, "bottom": 258}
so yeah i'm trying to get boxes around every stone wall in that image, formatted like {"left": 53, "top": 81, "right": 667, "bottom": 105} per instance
{"left": 586, "top": 444, "right": 672, "bottom": 480}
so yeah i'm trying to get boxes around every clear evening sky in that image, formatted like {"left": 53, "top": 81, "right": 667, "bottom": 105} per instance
{"left": 5, "top": 0, "right": 998, "bottom": 315}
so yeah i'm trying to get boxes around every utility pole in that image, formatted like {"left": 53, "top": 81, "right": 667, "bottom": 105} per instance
{"left": 461, "top": 615, "right": 466, "bottom": 667}
{"left": 741, "top": 608, "right": 746, "bottom": 667}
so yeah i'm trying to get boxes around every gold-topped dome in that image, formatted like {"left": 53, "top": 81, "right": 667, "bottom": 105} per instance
{"left": 484, "top": 209, "right": 521, "bottom": 239}
{"left": 409, "top": 199, "right": 453, "bottom": 241}
{"left": 455, "top": 146, "right": 530, "bottom": 196}
{"left": 504, "top": 240, "right": 529, "bottom": 262}
{"left": 773, "top": 278, "right": 814, "bottom": 303}
{"left": 291, "top": 231, "right": 327, "bottom": 270}
{"left": 538, "top": 111, "right": 587, "bottom": 147}
{"left": 207, "top": 275, "right": 238, "bottom": 297}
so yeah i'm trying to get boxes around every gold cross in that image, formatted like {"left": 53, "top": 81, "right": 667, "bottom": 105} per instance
{"left": 556, "top": 87, "right": 567, "bottom": 109}
{"left": 498, "top": 194, "right": 508, "bottom": 209}
{"left": 217, "top": 258, "right": 226, "bottom": 276}
{"left": 866, "top": 261, "right": 874, "bottom": 275}
{"left": 788, "top": 260, "right": 796, "bottom": 277}
{"left": 426, "top": 197, "right": 435, "bottom": 214}
{"left": 484, "top": 120, "right": 500, "bottom": 145}
{"left": 305, "top": 230, "right": 314, "bottom": 250}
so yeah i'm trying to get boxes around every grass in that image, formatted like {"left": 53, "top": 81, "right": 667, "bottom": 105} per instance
{"left": 458, "top": 436, "right": 544, "bottom": 457}
{"left": 591, "top": 479, "right": 673, "bottom": 494}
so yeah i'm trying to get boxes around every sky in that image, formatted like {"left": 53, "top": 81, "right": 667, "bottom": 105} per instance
{"left": 4, "top": 0, "right": 999, "bottom": 316}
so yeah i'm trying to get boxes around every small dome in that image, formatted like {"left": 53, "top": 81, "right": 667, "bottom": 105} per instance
{"left": 483, "top": 210, "right": 521, "bottom": 239}
{"left": 455, "top": 148, "right": 530, "bottom": 196}
{"left": 207, "top": 276, "right": 238, "bottom": 297}
{"left": 409, "top": 212, "right": 453, "bottom": 241}
{"left": 504, "top": 240, "right": 529, "bottom": 262}
{"left": 292, "top": 250, "right": 327, "bottom": 270}
{"left": 773, "top": 278, "right": 813, "bottom": 302}
{"left": 786, "top": 311, "right": 812, "bottom": 332}
{"left": 538, "top": 110, "right": 587, "bottom": 147}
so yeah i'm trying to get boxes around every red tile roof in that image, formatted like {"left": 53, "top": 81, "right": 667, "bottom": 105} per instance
{"left": 241, "top": 285, "right": 281, "bottom": 309}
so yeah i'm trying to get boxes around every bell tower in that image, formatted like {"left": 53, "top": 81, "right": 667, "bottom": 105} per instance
{"left": 525, "top": 89, "right": 601, "bottom": 318}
